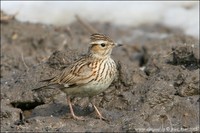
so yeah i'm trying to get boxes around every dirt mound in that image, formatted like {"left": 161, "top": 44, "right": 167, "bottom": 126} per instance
{"left": 1, "top": 13, "right": 199, "bottom": 132}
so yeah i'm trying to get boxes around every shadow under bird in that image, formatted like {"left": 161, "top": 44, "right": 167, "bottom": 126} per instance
{"left": 33, "top": 33, "right": 122, "bottom": 120}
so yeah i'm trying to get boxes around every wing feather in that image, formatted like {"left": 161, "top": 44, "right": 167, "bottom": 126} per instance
{"left": 50, "top": 57, "right": 97, "bottom": 87}
{"left": 33, "top": 57, "right": 98, "bottom": 92}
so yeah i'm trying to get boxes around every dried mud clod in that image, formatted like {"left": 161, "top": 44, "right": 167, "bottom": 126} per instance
{"left": 174, "top": 71, "right": 200, "bottom": 97}
{"left": 47, "top": 51, "right": 69, "bottom": 69}
{"left": 170, "top": 45, "right": 199, "bottom": 70}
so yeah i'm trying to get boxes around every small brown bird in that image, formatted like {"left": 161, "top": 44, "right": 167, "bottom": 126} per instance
{"left": 33, "top": 33, "right": 121, "bottom": 120}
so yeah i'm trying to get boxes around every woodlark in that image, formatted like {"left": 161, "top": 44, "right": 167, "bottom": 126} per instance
{"left": 33, "top": 33, "right": 121, "bottom": 120}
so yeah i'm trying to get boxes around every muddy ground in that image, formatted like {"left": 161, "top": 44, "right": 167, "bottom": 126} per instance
{"left": 1, "top": 12, "right": 199, "bottom": 132}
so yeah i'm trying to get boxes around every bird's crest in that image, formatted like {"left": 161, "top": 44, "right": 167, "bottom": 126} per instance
{"left": 90, "top": 33, "right": 113, "bottom": 43}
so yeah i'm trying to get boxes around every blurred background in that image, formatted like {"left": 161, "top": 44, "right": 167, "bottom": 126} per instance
{"left": 1, "top": 1, "right": 199, "bottom": 39}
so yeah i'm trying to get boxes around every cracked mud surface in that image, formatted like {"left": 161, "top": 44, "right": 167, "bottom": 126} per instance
{"left": 1, "top": 13, "right": 199, "bottom": 132}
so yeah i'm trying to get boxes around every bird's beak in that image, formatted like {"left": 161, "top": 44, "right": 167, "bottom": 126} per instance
{"left": 114, "top": 43, "right": 123, "bottom": 47}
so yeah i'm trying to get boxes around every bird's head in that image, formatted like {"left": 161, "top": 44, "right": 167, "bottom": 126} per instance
{"left": 89, "top": 33, "right": 121, "bottom": 58}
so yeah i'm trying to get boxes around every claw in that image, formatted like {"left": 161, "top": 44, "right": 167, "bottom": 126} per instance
{"left": 72, "top": 115, "right": 85, "bottom": 121}
{"left": 92, "top": 103, "right": 108, "bottom": 121}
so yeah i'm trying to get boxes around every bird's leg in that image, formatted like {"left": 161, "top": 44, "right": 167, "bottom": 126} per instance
{"left": 91, "top": 102, "right": 106, "bottom": 120}
{"left": 67, "top": 96, "right": 84, "bottom": 120}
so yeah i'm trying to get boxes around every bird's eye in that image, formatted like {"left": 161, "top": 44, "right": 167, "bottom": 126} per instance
{"left": 100, "top": 43, "right": 106, "bottom": 47}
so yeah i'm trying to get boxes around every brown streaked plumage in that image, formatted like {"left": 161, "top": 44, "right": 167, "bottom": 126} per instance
{"left": 33, "top": 33, "right": 120, "bottom": 120}
{"left": 90, "top": 33, "right": 114, "bottom": 42}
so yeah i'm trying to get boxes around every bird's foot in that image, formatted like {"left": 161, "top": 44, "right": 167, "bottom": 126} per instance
{"left": 61, "top": 114, "right": 85, "bottom": 121}
{"left": 92, "top": 104, "right": 109, "bottom": 121}
{"left": 97, "top": 114, "right": 108, "bottom": 121}
{"left": 71, "top": 114, "right": 85, "bottom": 121}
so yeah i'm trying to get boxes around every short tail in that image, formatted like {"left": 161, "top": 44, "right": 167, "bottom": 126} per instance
{"left": 32, "top": 83, "right": 65, "bottom": 91}
{"left": 32, "top": 85, "right": 49, "bottom": 91}
{"left": 39, "top": 77, "right": 55, "bottom": 82}
{"left": 32, "top": 77, "right": 56, "bottom": 91}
